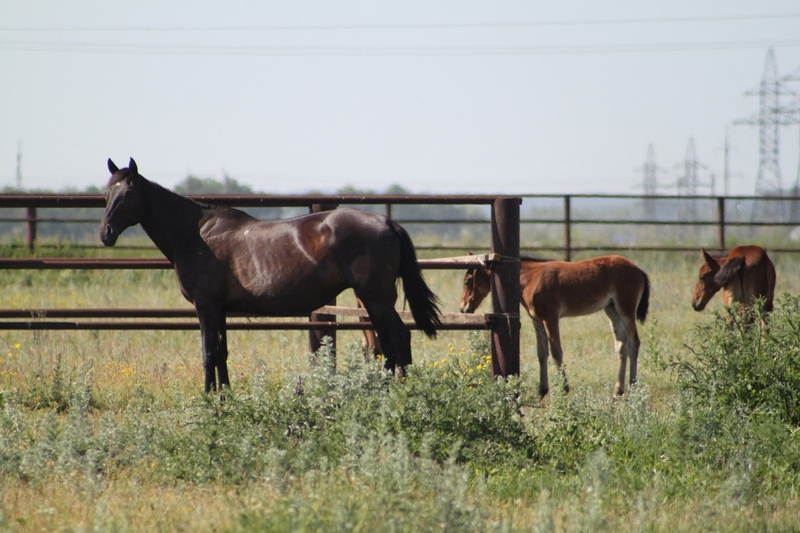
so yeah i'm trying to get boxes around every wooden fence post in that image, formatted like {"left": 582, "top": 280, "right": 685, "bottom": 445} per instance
{"left": 25, "top": 206, "right": 36, "bottom": 252}
{"left": 490, "top": 197, "right": 521, "bottom": 378}
{"left": 563, "top": 195, "right": 572, "bottom": 261}
{"left": 308, "top": 203, "right": 338, "bottom": 355}
{"left": 717, "top": 197, "right": 726, "bottom": 252}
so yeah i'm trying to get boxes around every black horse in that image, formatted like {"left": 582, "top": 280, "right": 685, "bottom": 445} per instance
{"left": 99, "top": 158, "right": 441, "bottom": 392}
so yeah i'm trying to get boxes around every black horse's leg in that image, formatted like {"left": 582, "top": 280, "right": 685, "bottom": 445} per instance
{"left": 200, "top": 323, "right": 218, "bottom": 393}
{"left": 362, "top": 303, "right": 411, "bottom": 376}
{"left": 217, "top": 314, "right": 230, "bottom": 389}
{"left": 195, "top": 302, "right": 222, "bottom": 393}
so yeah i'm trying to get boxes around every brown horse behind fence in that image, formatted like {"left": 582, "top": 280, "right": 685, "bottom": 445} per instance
{"left": 691, "top": 245, "right": 776, "bottom": 325}
{"left": 460, "top": 255, "right": 650, "bottom": 398}
{"left": 99, "top": 158, "right": 441, "bottom": 392}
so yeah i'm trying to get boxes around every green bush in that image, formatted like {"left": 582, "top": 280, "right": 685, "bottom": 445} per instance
{"left": 0, "top": 338, "right": 534, "bottom": 486}
{"left": 7, "top": 319, "right": 800, "bottom": 531}
{"left": 673, "top": 294, "right": 800, "bottom": 426}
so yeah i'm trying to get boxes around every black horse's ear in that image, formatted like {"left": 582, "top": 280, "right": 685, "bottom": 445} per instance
{"left": 108, "top": 159, "right": 119, "bottom": 174}
{"left": 128, "top": 158, "right": 138, "bottom": 175}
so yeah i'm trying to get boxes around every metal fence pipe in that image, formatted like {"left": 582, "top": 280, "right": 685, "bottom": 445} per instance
{"left": 490, "top": 197, "right": 521, "bottom": 378}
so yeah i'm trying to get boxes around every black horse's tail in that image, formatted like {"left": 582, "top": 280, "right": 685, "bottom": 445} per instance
{"left": 637, "top": 270, "right": 651, "bottom": 324}
{"left": 392, "top": 221, "right": 442, "bottom": 338}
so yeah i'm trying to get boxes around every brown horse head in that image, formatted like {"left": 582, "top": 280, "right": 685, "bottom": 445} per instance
{"left": 99, "top": 158, "right": 144, "bottom": 246}
{"left": 691, "top": 249, "right": 723, "bottom": 311}
{"left": 459, "top": 266, "right": 491, "bottom": 313}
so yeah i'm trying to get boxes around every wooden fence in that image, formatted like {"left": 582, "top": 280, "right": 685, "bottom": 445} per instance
{"left": 2, "top": 191, "right": 799, "bottom": 378}
{"left": 0, "top": 194, "right": 523, "bottom": 379}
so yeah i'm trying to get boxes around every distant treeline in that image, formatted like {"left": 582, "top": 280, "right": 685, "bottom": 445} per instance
{"left": 12, "top": 174, "right": 790, "bottom": 251}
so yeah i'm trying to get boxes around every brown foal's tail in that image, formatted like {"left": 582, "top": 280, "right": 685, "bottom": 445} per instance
{"left": 391, "top": 221, "right": 442, "bottom": 338}
{"left": 637, "top": 271, "right": 651, "bottom": 324}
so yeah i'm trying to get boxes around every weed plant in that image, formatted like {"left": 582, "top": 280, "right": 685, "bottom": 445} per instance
{"left": 673, "top": 295, "right": 800, "bottom": 426}
{"left": 3, "top": 256, "right": 800, "bottom": 531}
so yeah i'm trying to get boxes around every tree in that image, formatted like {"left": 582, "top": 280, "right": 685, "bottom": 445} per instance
{"left": 174, "top": 175, "right": 255, "bottom": 195}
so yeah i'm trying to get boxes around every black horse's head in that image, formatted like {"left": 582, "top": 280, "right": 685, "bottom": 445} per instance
{"left": 99, "top": 158, "right": 144, "bottom": 246}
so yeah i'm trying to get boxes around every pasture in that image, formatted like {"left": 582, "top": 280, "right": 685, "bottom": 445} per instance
{"left": 2, "top": 244, "right": 800, "bottom": 532}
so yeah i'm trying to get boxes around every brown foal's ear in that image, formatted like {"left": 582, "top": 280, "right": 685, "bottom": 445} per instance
{"left": 128, "top": 158, "right": 138, "bottom": 176}
{"left": 108, "top": 159, "right": 119, "bottom": 174}
{"left": 701, "top": 249, "right": 717, "bottom": 267}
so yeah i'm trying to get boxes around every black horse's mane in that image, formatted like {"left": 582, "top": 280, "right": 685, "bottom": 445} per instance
{"left": 142, "top": 172, "right": 215, "bottom": 210}
{"left": 109, "top": 167, "right": 216, "bottom": 211}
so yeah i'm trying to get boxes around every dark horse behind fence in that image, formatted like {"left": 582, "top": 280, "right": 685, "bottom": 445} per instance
{"left": 460, "top": 254, "right": 650, "bottom": 398}
{"left": 99, "top": 158, "right": 441, "bottom": 392}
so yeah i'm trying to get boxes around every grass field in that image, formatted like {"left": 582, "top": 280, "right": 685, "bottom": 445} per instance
{"left": 2, "top": 243, "right": 800, "bottom": 532}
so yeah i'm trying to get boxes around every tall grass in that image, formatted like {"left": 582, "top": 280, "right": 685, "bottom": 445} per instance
{"left": 2, "top": 251, "right": 800, "bottom": 531}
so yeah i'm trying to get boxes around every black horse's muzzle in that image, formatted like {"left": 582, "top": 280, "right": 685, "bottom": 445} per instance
{"left": 99, "top": 224, "right": 119, "bottom": 246}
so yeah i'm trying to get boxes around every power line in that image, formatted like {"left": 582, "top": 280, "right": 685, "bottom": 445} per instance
{"left": 3, "top": 39, "right": 800, "bottom": 57}
{"left": 2, "top": 13, "right": 800, "bottom": 33}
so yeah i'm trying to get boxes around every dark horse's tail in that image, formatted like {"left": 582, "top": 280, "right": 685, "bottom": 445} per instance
{"left": 637, "top": 270, "right": 651, "bottom": 324}
{"left": 391, "top": 221, "right": 442, "bottom": 338}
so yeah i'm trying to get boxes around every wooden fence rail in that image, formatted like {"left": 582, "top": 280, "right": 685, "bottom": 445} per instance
{"left": 3, "top": 193, "right": 800, "bottom": 259}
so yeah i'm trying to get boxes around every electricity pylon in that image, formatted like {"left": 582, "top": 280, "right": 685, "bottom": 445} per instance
{"left": 674, "top": 138, "right": 712, "bottom": 221}
{"left": 781, "top": 65, "right": 800, "bottom": 221}
{"left": 635, "top": 143, "right": 667, "bottom": 218}
{"left": 734, "top": 47, "right": 798, "bottom": 221}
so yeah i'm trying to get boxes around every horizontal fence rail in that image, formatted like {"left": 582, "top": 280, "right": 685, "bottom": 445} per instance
{"left": 0, "top": 194, "right": 503, "bottom": 208}
{"left": 0, "top": 254, "right": 498, "bottom": 329}
{"left": 0, "top": 256, "right": 497, "bottom": 270}
{"left": 0, "top": 321, "right": 489, "bottom": 331}
{"left": 3, "top": 193, "right": 800, "bottom": 259}
{"left": 0, "top": 306, "right": 491, "bottom": 331}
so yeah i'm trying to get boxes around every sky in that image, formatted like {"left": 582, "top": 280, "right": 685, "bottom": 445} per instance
{"left": 1, "top": 1, "right": 800, "bottom": 196}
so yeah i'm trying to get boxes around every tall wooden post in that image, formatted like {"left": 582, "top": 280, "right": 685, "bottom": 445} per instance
{"left": 563, "top": 195, "right": 572, "bottom": 261}
{"left": 308, "top": 203, "right": 338, "bottom": 355}
{"left": 490, "top": 197, "right": 521, "bottom": 378}
{"left": 717, "top": 197, "right": 726, "bottom": 252}
{"left": 25, "top": 206, "right": 36, "bottom": 252}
